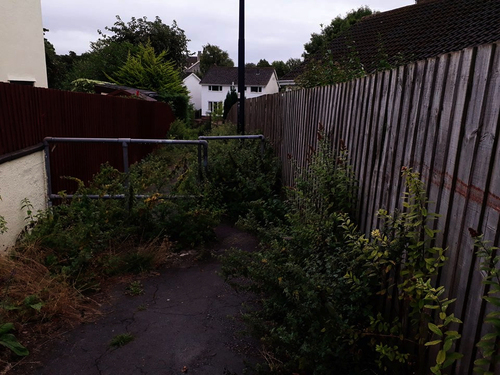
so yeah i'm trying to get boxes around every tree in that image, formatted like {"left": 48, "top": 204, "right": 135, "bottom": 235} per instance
{"left": 256, "top": 59, "right": 271, "bottom": 67}
{"left": 96, "top": 16, "right": 189, "bottom": 69}
{"left": 286, "top": 58, "right": 302, "bottom": 72}
{"left": 199, "top": 44, "right": 234, "bottom": 76}
{"left": 303, "top": 7, "right": 373, "bottom": 57}
{"left": 68, "top": 41, "right": 137, "bottom": 85}
{"left": 271, "top": 58, "right": 303, "bottom": 79}
{"left": 297, "top": 45, "right": 365, "bottom": 88}
{"left": 245, "top": 62, "right": 256, "bottom": 68}
{"left": 271, "top": 60, "right": 287, "bottom": 78}
{"left": 223, "top": 88, "right": 238, "bottom": 120}
{"left": 297, "top": 7, "right": 373, "bottom": 88}
{"left": 109, "top": 42, "right": 187, "bottom": 96}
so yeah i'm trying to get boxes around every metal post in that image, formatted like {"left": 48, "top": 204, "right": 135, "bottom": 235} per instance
{"left": 197, "top": 143, "right": 202, "bottom": 180}
{"left": 121, "top": 140, "right": 129, "bottom": 174}
{"left": 238, "top": 0, "right": 245, "bottom": 135}
{"left": 259, "top": 135, "right": 265, "bottom": 157}
{"left": 43, "top": 140, "right": 53, "bottom": 207}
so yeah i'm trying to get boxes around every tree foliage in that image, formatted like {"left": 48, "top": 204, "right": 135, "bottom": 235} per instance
{"left": 223, "top": 88, "right": 238, "bottom": 120}
{"left": 199, "top": 44, "right": 234, "bottom": 76}
{"left": 44, "top": 16, "right": 189, "bottom": 90}
{"left": 297, "top": 45, "right": 365, "bottom": 88}
{"left": 109, "top": 42, "right": 187, "bottom": 96}
{"left": 303, "top": 6, "right": 373, "bottom": 57}
{"left": 297, "top": 7, "right": 374, "bottom": 88}
{"left": 69, "top": 41, "right": 137, "bottom": 85}
{"left": 271, "top": 58, "right": 303, "bottom": 79}
{"left": 256, "top": 59, "right": 271, "bottom": 67}
{"left": 96, "top": 16, "right": 189, "bottom": 69}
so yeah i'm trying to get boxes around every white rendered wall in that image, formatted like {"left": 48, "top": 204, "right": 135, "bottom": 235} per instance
{"left": 0, "top": 0, "right": 48, "bottom": 87}
{"left": 201, "top": 86, "right": 229, "bottom": 115}
{"left": 183, "top": 74, "right": 202, "bottom": 110}
{"left": 201, "top": 81, "right": 280, "bottom": 115}
{"left": 263, "top": 73, "right": 280, "bottom": 95}
{"left": 0, "top": 152, "right": 48, "bottom": 253}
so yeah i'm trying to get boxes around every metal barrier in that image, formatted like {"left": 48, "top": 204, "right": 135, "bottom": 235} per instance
{"left": 43, "top": 137, "right": 208, "bottom": 204}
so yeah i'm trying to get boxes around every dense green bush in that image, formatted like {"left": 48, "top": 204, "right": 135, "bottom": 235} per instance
{"left": 221, "top": 137, "right": 460, "bottom": 374}
{"left": 205, "top": 124, "right": 284, "bottom": 223}
{"left": 16, "top": 157, "right": 219, "bottom": 290}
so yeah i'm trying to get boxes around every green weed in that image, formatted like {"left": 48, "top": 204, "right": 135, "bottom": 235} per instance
{"left": 110, "top": 333, "right": 134, "bottom": 348}
{"left": 126, "top": 281, "right": 144, "bottom": 296}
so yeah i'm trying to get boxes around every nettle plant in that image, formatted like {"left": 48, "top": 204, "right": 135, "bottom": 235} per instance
{"left": 347, "top": 168, "right": 462, "bottom": 374}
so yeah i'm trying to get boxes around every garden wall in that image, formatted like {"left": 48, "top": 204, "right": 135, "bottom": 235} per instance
{"left": 0, "top": 151, "right": 47, "bottom": 252}
{"left": 228, "top": 42, "right": 500, "bottom": 374}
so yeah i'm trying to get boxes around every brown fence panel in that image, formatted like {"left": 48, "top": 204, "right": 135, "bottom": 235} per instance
{"left": 0, "top": 83, "right": 175, "bottom": 193}
{"left": 229, "top": 42, "right": 500, "bottom": 374}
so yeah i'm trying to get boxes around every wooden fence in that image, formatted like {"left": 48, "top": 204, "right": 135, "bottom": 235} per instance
{"left": 0, "top": 83, "right": 175, "bottom": 193}
{"left": 228, "top": 42, "right": 500, "bottom": 374}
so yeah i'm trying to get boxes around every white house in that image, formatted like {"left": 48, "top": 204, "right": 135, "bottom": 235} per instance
{"left": 182, "top": 73, "right": 202, "bottom": 111}
{"left": 0, "top": 0, "right": 48, "bottom": 252}
{"left": 0, "top": 0, "right": 48, "bottom": 87}
{"left": 199, "top": 67, "right": 279, "bottom": 115}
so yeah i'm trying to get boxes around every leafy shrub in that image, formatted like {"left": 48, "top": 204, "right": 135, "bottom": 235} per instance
{"left": 206, "top": 123, "right": 284, "bottom": 222}
{"left": 221, "top": 137, "right": 365, "bottom": 374}
{"left": 221, "top": 137, "right": 460, "bottom": 374}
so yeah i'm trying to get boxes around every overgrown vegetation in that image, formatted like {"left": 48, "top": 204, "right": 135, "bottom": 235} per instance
{"left": 0, "top": 122, "right": 280, "bottom": 366}
{"left": 1, "top": 120, "right": 493, "bottom": 373}
{"left": 470, "top": 232, "right": 500, "bottom": 374}
{"left": 221, "top": 134, "right": 462, "bottom": 374}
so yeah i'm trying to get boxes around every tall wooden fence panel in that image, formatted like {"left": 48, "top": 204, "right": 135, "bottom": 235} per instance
{"left": 0, "top": 83, "right": 175, "bottom": 193}
{"left": 228, "top": 42, "right": 500, "bottom": 374}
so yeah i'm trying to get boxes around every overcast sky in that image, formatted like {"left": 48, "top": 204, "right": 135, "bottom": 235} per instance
{"left": 41, "top": 0, "right": 414, "bottom": 64}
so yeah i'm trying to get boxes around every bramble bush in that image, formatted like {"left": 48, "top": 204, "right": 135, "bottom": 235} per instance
{"left": 204, "top": 124, "right": 284, "bottom": 223}
{"left": 221, "top": 134, "right": 461, "bottom": 374}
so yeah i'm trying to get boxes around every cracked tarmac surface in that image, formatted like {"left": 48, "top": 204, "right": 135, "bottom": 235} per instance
{"left": 25, "top": 225, "right": 261, "bottom": 375}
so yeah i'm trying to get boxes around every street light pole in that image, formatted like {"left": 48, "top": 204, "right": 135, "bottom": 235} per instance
{"left": 237, "top": 0, "right": 245, "bottom": 135}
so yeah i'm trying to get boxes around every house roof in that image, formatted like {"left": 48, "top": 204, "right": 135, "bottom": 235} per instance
{"left": 95, "top": 83, "right": 158, "bottom": 98}
{"left": 285, "top": 0, "right": 500, "bottom": 79}
{"left": 199, "top": 67, "right": 276, "bottom": 86}
{"left": 182, "top": 72, "right": 201, "bottom": 81}
{"left": 186, "top": 56, "right": 198, "bottom": 67}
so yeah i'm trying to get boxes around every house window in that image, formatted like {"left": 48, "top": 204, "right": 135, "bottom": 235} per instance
{"left": 9, "top": 80, "right": 35, "bottom": 86}
{"left": 208, "top": 101, "right": 223, "bottom": 113}
{"left": 250, "top": 86, "right": 262, "bottom": 93}
{"left": 208, "top": 85, "right": 222, "bottom": 91}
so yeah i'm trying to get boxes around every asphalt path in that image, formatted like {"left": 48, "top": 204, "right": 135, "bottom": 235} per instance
{"left": 19, "top": 225, "right": 260, "bottom": 375}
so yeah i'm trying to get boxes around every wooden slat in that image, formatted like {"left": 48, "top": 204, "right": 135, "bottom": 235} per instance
{"left": 225, "top": 43, "right": 500, "bottom": 375}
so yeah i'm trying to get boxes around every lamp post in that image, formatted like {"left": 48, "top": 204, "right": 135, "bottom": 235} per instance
{"left": 237, "top": 0, "right": 245, "bottom": 135}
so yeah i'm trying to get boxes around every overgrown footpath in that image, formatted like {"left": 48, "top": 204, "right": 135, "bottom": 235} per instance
{"left": 0, "top": 122, "right": 281, "bottom": 373}
{"left": 1, "top": 123, "right": 499, "bottom": 374}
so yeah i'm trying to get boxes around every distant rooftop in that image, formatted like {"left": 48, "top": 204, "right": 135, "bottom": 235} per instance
{"left": 199, "top": 67, "right": 276, "bottom": 86}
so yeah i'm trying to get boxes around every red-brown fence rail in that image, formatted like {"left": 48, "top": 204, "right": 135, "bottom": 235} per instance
{"left": 0, "top": 83, "right": 175, "bottom": 193}
{"left": 228, "top": 42, "right": 500, "bottom": 374}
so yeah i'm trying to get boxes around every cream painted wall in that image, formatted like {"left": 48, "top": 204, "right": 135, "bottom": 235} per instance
{"left": 0, "top": 0, "right": 48, "bottom": 87}
{"left": 0, "top": 152, "right": 48, "bottom": 253}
